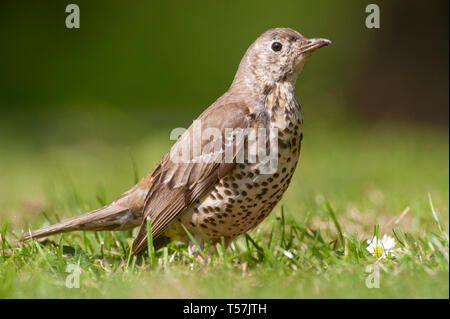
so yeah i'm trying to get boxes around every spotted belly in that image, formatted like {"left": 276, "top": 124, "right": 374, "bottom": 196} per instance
{"left": 162, "top": 123, "right": 303, "bottom": 244}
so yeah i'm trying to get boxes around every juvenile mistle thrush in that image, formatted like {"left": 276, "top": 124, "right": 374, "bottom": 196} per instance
{"left": 23, "top": 28, "right": 331, "bottom": 256}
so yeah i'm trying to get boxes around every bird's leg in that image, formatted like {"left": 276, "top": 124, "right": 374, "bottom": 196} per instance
{"left": 187, "top": 235, "right": 207, "bottom": 263}
{"left": 188, "top": 236, "right": 234, "bottom": 264}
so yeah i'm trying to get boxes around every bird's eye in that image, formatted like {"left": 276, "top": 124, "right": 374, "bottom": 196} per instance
{"left": 271, "top": 42, "right": 282, "bottom": 52}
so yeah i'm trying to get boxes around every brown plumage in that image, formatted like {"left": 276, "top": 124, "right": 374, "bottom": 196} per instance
{"left": 22, "top": 28, "right": 330, "bottom": 257}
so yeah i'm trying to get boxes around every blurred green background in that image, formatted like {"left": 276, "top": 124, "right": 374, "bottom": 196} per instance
{"left": 0, "top": 0, "right": 448, "bottom": 231}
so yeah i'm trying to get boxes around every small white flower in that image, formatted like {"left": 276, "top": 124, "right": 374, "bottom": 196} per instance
{"left": 279, "top": 248, "right": 294, "bottom": 260}
{"left": 366, "top": 234, "right": 397, "bottom": 258}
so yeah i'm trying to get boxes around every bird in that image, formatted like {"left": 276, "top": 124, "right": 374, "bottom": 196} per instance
{"left": 22, "top": 28, "right": 330, "bottom": 257}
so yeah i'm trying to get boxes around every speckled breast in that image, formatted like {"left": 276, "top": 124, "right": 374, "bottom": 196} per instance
{"left": 165, "top": 108, "right": 303, "bottom": 243}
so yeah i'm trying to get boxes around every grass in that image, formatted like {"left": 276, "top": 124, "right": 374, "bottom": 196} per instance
{"left": 0, "top": 108, "right": 448, "bottom": 298}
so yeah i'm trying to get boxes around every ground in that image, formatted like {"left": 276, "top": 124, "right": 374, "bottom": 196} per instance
{"left": 0, "top": 107, "right": 448, "bottom": 298}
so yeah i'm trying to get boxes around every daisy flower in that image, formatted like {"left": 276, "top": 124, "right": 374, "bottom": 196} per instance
{"left": 366, "top": 234, "right": 397, "bottom": 258}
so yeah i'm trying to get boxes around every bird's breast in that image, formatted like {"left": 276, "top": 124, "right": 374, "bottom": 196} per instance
{"left": 165, "top": 110, "right": 303, "bottom": 242}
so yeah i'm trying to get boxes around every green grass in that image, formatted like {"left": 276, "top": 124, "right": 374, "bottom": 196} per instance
{"left": 0, "top": 108, "right": 448, "bottom": 298}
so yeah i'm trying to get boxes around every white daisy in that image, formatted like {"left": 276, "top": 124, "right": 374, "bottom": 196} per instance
{"left": 366, "top": 234, "right": 397, "bottom": 258}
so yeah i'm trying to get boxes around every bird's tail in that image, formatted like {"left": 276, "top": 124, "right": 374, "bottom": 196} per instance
{"left": 21, "top": 204, "right": 140, "bottom": 241}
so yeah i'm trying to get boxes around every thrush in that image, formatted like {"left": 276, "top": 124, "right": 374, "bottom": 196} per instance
{"left": 22, "top": 28, "right": 330, "bottom": 256}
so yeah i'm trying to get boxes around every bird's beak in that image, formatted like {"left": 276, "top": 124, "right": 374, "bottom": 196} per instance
{"left": 300, "top": 38, "right": 331, "bottom": 53}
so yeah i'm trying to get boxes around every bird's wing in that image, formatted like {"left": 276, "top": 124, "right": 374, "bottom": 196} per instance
{"left": 131, "top": 102, "right": 253, "bottom": 255}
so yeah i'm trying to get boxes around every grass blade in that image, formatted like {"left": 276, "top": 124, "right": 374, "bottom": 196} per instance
{"left": 325, "top": 202, "right": 345, "bottom": 249}
{"left": 146, "top": 217, "right": 155, "bottom": 265}
{"left": 428, "top": 193, "right": 449, "bottom": 244}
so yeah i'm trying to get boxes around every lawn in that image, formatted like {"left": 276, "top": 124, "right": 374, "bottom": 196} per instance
{"left": 0, "top": 107, "right": 448, "bottom": 298}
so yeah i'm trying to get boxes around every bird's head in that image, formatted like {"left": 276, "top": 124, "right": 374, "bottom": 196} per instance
{"left": 233, "top": 28, "right": 331, "bottom": 90}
